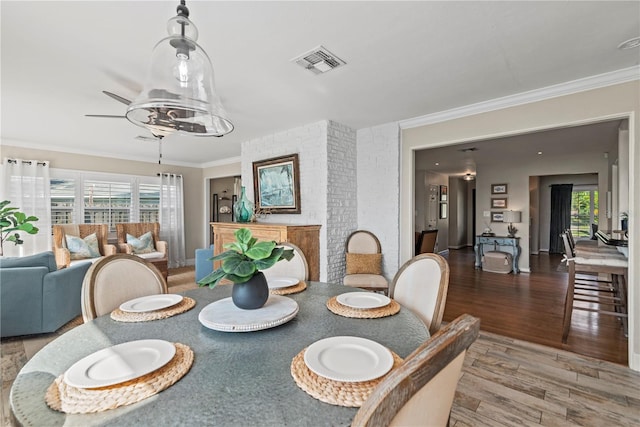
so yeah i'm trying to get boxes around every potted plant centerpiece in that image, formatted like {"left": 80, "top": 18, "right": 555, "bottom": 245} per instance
{"left": 0, "top": 200, "right": 39, "bottom": 256}
{"left": 198, "top": 228, "right": 294, "bottom": 309}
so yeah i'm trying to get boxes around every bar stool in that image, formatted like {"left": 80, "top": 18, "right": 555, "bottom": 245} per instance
{"left": 560, "top": 233, "right": 628, "bottom": 343}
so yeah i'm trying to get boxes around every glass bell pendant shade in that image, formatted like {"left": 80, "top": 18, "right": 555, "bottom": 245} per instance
{"left": 126, "top": 13, "right": 233, "bottom": 137}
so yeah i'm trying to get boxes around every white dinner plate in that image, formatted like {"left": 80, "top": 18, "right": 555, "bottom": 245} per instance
{"left": 267, "top": 277, "right": 300, "bottom": 289}
{"left": 304, "top": 336, "right": 394, "bottom": 382}
{"left": 119, "top": 294, "right": 183, "bottom": 313}
{"left": 64, "top": 339, "right": 176, "bottom": 389}
{"left": 336, "top": 292, "right": 391, "bottom": 310}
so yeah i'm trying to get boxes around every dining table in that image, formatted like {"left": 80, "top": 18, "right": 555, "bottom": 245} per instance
{"left": 10, "top": 282, "right": 429, "bottom": 426}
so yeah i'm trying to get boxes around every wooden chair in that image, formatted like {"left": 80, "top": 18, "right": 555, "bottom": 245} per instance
{"left": 52, "top": 223, "right": 116, "bottom": 268}
{"left": 115, "top": 222, "right": 168, "bottom": 258}
{"left": 352, "top": 314, "right": 480, "bottom": 427}
{"left": 343, "top": 230, "right": 389, "bottom": 295}
{"left": 81, "top": 254, "right": 168, "bottom": 322}
{"left": 262, "top": 243, "right": 309, "bottom": 282}
{"left": 389, "top": 253, "right": 450, "bottom": 335}
{"left": 560, "top": 233, "right": 628, "bottom": 342}
{"left": 416, "top": 229, "right": 438, "bottom": 255}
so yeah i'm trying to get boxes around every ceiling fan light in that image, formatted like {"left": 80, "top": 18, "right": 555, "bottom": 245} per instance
{"left": 126, "top": 2, "right": 233, "bottom": 137}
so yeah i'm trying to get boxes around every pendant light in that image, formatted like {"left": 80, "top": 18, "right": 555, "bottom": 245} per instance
{"left": 126, "top": 1, "right": 233, "bottom": 137}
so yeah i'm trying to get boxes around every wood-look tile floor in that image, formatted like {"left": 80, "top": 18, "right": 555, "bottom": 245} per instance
{"left": 451, "top": 330, "right": 640, "bottom": 426}
{"left": 3, "top": 266, "right": 639, "bottom": 426}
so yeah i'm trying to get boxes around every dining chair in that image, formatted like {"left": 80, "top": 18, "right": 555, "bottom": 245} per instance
{"left": 261, "top": 242, "right": 309, "bottom": 281}
{"left": 389, "top": 253, "right": 450, "bottom": 335}
{"left": 352, "top": 314, "right": 480, "bottom": 427}
{"left": 343, "top": 230, "right": 389, "bottom": 295}
{"left": 81, "top": 254, "right": 168, "bottom": 322}
{"left": 416, "top": 229, "right": 438, "bottom": 255}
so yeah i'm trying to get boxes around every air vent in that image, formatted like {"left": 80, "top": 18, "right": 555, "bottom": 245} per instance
{"left": 291, "top": 45, "right": 346, "bottom": 75}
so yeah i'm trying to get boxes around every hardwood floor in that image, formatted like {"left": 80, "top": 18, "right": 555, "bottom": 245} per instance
{"left": 443, "top": 248, "right": 628, "bottom": 365}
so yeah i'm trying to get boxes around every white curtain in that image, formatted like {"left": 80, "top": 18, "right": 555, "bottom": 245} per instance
{"left": 160, "top": 173, "right": 186, "bottom": 268}
{"left": 1, "top": 158, "right": 52, "bottom": 257}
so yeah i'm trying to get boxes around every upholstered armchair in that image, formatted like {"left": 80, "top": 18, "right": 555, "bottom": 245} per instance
{"left": 115, "top": 222, "right": 168, "bottom": 260}
{"left": 53, "top": 224, "right": 116, "bottom": 268}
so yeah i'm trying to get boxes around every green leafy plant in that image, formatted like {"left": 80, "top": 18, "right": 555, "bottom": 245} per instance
{"left": 0, "top": 200, "right": 39, "bottom": 256}
{"left": 198, "top": 228, "right": 294, "bottom": 288}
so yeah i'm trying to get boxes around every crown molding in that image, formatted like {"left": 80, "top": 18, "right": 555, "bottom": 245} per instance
{"left": 200, "top": 156, "right": 241, "bottom": 168}
{"left": 399, "top": 66, "right": 640, "bottom": 129}
{"left": 0, "top": 139, "right": 221, "bottom": 168}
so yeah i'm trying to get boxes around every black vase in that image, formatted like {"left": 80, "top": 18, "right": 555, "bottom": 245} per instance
{"left": 231, "top": 272, "right": 269, "bottom": 309}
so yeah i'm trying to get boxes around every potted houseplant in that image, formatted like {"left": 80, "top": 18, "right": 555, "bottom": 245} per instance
{"left": 198, "top": 228, "right": 294, "bottom": 309}
{"left": 0, "top": 200, "right": 39, "bottom": 256}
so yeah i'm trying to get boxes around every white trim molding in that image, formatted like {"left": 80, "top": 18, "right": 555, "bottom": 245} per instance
{"left": 400, "top": 66, "right": 640, "bottom": 129}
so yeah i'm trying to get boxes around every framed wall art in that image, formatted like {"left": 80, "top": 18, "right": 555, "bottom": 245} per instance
{"left": 491, "top": 183, "right": 508, "bottom": 194}
{"left": 491, "top": 212, "right": 504, "bottom": 222}
{"left": 439, "top": 202, "right": 447, "bottom": 219}
{"left": 439, "top": 185, "right": 448, "bottom": 202}
{"left": 491, "top": 198, "right": 508, "bottom": 209}
{"left": 252, "top": 153, "right": 301, "bottom": 214}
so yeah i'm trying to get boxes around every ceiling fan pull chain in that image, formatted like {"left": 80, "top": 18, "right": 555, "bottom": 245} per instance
{"left": 158, "top": 138, "right": 163, "bottom": 165}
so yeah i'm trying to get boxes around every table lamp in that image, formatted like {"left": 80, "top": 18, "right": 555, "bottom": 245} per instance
{"left": 503, "top": 211, "right": 522, "bottom": 237}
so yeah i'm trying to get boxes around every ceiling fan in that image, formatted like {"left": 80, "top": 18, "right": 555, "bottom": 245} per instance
{"left": 86, "top": 90, "right": 212, "bottom": 135}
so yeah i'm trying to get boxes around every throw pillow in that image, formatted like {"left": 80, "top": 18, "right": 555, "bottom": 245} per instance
{"left": 127, "top": 231, "right": 156, "bottom": 254}
{"left": 346, "top": 253, "right": 382, "bottom": 275}
{"left": 65, "top": 233, "right": 101, "bottom": 260}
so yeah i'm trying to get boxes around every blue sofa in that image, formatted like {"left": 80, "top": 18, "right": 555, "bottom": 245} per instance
{"left": 0, "top": 251, "right": 92, "bottom": 338}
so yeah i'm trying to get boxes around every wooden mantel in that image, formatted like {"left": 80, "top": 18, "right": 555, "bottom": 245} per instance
{"left": 210, "top": 222, "right": 321, "bottom": 281}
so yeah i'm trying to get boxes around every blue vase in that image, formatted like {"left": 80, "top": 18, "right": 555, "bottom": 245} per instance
{"left": 234, "top": 186, "right": 254, "bottom": 223}
{"left": 231, "top": 272, "right": 269, "bottom": 309}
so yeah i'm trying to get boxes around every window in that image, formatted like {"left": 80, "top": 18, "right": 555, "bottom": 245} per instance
{"left": 51, "top": 178, "right": 76, "bottom": 224}
{"left": 570, "top": 186, "right": 598, "bottom": 239}
{"left": 50, "top": 170, "right": 160, "bottom": 231}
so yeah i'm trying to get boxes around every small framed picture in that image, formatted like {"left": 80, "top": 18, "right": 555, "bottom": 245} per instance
{"left": 491, "top": 183, "right": 508, "bottom": 194}
{"left": 491, "top": 198, "right": 508, "bottom": 209}
{"left": 439, "top": 202, "right": 447, "bottom": 219}
{"left": 440, "top": 185, "right": 448, "bottom": 202}
{"left": 491, "top": 212, "right": 504, "bottom": 222}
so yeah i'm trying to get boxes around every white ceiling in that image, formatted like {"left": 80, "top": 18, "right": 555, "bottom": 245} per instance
{"left": 414, "top": 119, "right": 625, "bottom": 177}
{"left": 1, "top": 1, "right": 639, "bottom": 168}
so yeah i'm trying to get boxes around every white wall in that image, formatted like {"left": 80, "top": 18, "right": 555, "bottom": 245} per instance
{"left": 356, "top": 123, "right": 401, "bottom": 281}
{"left": 240, "top": 120, "right": 358, "bottom": 283}
{"left": 240, "top": 121, "right": 329, "bottom": 280}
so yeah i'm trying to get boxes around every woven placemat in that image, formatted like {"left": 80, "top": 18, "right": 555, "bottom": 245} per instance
{"left": 45, "top": 343, "right": 193, "bottom": 414}
{"left": 270, "top": 281, "right": 307, "bottom": 295}
{"left": 291, "top": 347, "right": 403, "bottom": 407}
{"left": 110, "top": 297, "right": 196, "bottom": 322}
{"left": 326, "top": 296, "right": 401, "bottom": 319}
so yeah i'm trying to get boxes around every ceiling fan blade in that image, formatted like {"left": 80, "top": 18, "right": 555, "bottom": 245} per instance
{"left": 85, "top": 114, "right": 126, "bottom": 118}
{"left": 135, "top": 135, "right": 158, "bottom": 141}
{"left": 103, "top": 90, "right": 132, "bottom": 105}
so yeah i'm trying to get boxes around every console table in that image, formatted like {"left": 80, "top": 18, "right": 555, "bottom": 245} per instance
{"left": 474, "top": 235, "right": 521, "bottom": 273}
{"left": 211, "top": 222, "right": 321, "bottom": 281}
